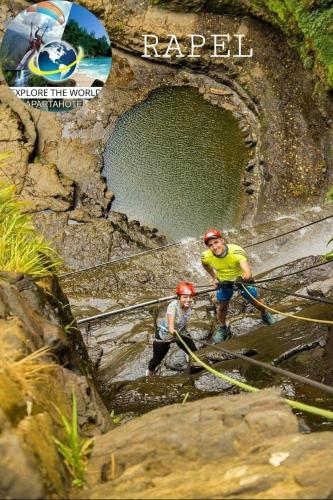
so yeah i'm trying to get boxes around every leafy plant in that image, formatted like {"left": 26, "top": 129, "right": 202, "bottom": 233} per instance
{"left": 326, "top": 185, "right": 333, "bottom": 201}
{"left": 54, "top": 392, "right": 94, "bottom": 487}
{"left": 325, "top": 236, "right": 333, "bottom": 260}
{"left": 63, "top": 319, "right": 79, "bottom": 335}
{"left": 110, "top": 409, "right": 122, "bottom": 425}
{"left": 0, "top": 179, "right": 61, "bottom": 277}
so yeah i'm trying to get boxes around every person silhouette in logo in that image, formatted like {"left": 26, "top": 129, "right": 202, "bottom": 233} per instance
{"left": 17, "top": 23, "right": 48, "bottom": 70}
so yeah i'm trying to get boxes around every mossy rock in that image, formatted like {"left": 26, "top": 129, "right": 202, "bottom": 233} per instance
{"left": 17, "top": 413, "right": 69, "bottom": 497}
{"left": 0, "top": 370, "right": 27, "bottom": 425}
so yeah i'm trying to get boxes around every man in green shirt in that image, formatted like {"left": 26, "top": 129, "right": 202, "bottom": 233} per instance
{"left": 201, "top": 228, "right": 276, "bottom": 343}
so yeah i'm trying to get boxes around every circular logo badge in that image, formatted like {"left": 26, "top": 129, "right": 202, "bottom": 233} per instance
{"left": 0, "top": 1, "right": 112, "bottom": 112}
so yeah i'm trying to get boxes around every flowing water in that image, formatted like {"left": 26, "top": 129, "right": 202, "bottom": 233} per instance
{"left": 103, "top": 86, "right": 249, "bottom": 241}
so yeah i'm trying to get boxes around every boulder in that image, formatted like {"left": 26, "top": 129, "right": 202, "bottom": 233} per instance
{"left": 77, "top": 389, "right": 333, "bottom": 499}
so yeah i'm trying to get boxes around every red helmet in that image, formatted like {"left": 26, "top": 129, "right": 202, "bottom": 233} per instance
{"left": 203, "top": 228, "right": 223, "bottom": 245}
{"left": 176, "top": 281, "right": 196, "bottom": 296}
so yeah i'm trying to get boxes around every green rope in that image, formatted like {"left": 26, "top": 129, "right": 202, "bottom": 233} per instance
{"left": 175, "top": 332, "right": 333, "bottom": 421}
{"left": 240, "top": 284, "right": 333, "bottom": 325}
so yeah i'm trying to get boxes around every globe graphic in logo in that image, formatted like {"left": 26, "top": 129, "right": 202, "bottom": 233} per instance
{"left": 37, "top": 40, "right": 77, "bottom": 82}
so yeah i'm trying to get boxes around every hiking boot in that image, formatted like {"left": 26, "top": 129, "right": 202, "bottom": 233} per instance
{"left": 261, "top": 312, "right": 276, "bottom": 325}
{"left": 213, "top": 325, "right": 229, "bottom": 343}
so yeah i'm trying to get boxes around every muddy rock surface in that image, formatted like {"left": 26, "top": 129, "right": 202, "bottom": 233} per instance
{"left": 72, "top": 389, "right": 333, "bottom": 499}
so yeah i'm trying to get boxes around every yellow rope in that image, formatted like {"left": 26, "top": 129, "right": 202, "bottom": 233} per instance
{"left": 241, "top": 284, "right": 333, "bottom": 325}
{"left": 175, "top": 332, "right": 333, "bottom": 421}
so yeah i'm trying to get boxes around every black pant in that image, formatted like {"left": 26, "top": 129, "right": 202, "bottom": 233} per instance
{"left": 148, "top": 335, "right": 197, "bottom": 372}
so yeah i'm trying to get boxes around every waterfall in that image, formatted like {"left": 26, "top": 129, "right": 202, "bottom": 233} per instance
{"left": 15, "top": 70, "right": 29, "bottom": 86}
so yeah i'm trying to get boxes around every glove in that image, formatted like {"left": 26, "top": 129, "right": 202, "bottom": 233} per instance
{"left": 243, "top": 277, "right": 255, "bottom": 284}
{"left": 235, "top": 276, "right": 255, "bottom": 284}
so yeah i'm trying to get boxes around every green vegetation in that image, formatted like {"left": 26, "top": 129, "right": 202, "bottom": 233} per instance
{"left": 325, "top": 186, "right": 333, "bottom": 260}
{"left": 2, "top": 70, "right": 16, "bottom": 86}
{"left": 326, "top": 185, "right": 333, "bottom": 201}
{"left": 326, "top": 238, "right": 333, "bottom": 260}
{"left": 182, "top": 392, "right": 190, "bottom": 405}
{"left": 0, "top": 156, "right": 61, "bottom": 277}
{"left": 27, "top": 74, "right": 48, "bottom": 87}
{"left": 235, "top": 0, "right": 333, "bottom": 88}
{"left": 63, "top": 20, "right": 110, "bottom": 57}
{"left": 110, "top": 409, "right": 122, "bottom": 425}
{"left": 54, "top": 392, "right": 94, "bottom": 487}
{"left": 63, "top": 319, "right": 79, "bottom": 335}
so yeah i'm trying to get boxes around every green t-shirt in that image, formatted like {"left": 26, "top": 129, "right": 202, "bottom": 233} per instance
{"left": 201, "top": 244, "right": 248, "bottom": 281}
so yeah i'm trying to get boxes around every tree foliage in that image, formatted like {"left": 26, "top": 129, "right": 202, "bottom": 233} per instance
{"left": 63, "top": 20, "right": 110, "bottom": 57}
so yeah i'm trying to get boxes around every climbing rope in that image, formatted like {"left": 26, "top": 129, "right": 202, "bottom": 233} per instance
{"left": 76, "top": 287, "right": 213, "bottom": 325}
{"left": 255, "top": 259, "right": 332, "bottom": 284}
{"left": 59, "top": 213, "right": 333, "bottom": 279}
{"left": 243, "top": 213, "right": 333, "bottom": 248}
{"left": 180, "top": 333, "right": 333, "bottom": 396}
{"left": 240, "top": 284, "right": 333, "bottom": 325}
{"left": 190, "top": 259, "right": 332, "bottom": 287}
{"left": 146, "top": 262, "right": 333, "bottom": 304}
{"left": 254, "top": 284, "right": 333, "bottom": 305}
{"left": 175, "top": 332, "right": 333, "bottom": 421}
{"left": 59, "top": 242, "right": 183, "bottom": 279}
{"left": 147, "top": 259, "right": 333, "bottom": 295}
{"left": 76, "top": 268, "right": 333, "bottom": 325}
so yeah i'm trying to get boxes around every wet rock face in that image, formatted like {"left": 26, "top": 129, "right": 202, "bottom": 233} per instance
{"left": 32, "top": 210, "right": 167, "bottom": 272}
{"left": 0, "top": 273, "right": 112, "bottom": 498}
{"left": 68, "top": 248, "right": 333, "bottom": 425}
{"left": 1, "top": 0, "right": 333, "bottom": 270}
{"left": 78, "top": 390, "right": 333, "bottom": 499}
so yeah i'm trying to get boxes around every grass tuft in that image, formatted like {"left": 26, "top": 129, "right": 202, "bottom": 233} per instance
{"left": 0, "top": 328, "right": 55, "bottom": 395}
{"left": 54, "top": 392, "right": 94, "bottom": 488}
{"left": 0, "top": 180, "right": 61, "bottom": 277}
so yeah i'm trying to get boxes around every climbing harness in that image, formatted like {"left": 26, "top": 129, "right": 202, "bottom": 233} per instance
{"left": 59, "top": 213, "right": 333, "bottom": 279}
{"left": 175, "top": 332, "right": 333, "bottom": 422}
